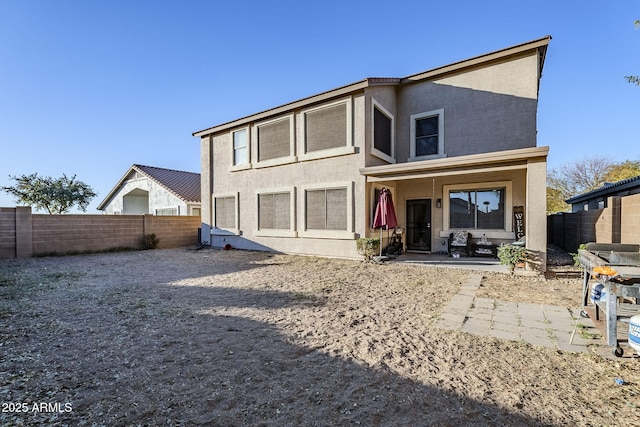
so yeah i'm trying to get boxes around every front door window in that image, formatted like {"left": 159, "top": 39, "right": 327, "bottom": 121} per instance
{"left": 406, "top": 199, "right": 432, "bottom": 251}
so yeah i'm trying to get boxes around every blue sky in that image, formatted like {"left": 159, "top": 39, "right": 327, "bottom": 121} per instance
{"left": 1, "top": 0, "right": 639, "bottom": 212}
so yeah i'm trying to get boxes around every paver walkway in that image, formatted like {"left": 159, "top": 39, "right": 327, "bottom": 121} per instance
{"left": 435, "top": 274, "right": 622, "bottom": 358}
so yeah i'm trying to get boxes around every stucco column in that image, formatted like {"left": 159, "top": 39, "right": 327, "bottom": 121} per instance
{"left": 200, "top": 135, "right": 212, "bottom": 244}
{"left": 526, "top": 158, "right": 547, "bottom": 271}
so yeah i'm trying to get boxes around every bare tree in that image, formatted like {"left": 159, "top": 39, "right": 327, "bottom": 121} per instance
{"left": 546, "top": 156, "right": 615, "bottom": 213}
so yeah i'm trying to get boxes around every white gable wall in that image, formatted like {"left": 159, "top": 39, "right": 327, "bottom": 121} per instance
{"left": 101, "top": 176, "right": 190, "bottom": 215}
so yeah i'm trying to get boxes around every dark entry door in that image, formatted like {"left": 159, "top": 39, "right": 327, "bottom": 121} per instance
{"left": 406, "top": 199, "right": 432, "bottom": 251}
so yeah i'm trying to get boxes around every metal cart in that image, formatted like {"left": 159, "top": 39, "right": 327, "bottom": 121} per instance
{"left": 578, "top": 249, "right": 640, "bottom": 357}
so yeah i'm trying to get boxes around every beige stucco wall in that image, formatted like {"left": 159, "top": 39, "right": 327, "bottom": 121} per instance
{"left": 205, "top": 93, "right": 369, "bottom": 258}
{"left": 200, "top": 135, "right": 213, "bottom": 241}
{"left": 396, "top": 53, "right": 540, "bottom": 162}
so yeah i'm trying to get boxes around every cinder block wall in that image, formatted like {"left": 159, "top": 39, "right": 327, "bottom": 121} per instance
{"left": 0, "top": 208, "right": 201, "bottom": 258}
{"left": 621, "top": 193, "right": 640, "bottom": 244}
{"left": 548, "top": 193, "right": 640, "bottom": 252}
{"left": 585, "top": 209, "right": 607, "bottom": 243}
{"left": 0, "top": 208, "right": 17, "bottom": 258}
{"left": 143, "top": 215, "right": 202, "bottom": 249}
{"left": 32, "top": 214, "right": 145, "bottom": 255}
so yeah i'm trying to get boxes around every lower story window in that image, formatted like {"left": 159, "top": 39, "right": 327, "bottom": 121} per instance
{"left": 215, "top": 196, "right": 236, "bottom": 229}
{"left": 259, "top": 192, "right": 291, "bottom": 230}
{"left": 156, "top": 207, "right": 178, "bottom": 216}
{"left": 306, "top": 188, "right": 347, "bottom": 230}
{"left": 449, "top": 188, "right": 505, "bottom": 229}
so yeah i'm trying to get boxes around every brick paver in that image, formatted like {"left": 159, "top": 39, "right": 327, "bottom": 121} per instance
{"left": 435, "top": 273, "right": 615, "bottom": 357}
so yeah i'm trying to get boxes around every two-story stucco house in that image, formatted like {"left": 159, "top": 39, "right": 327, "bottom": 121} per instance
{"left": 194, "top": 36, "right": 551, "bottom": 270}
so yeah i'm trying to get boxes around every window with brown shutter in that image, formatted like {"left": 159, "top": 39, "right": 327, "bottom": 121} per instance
{"left": 215, "top": 196, "right": 236, "bottom": 229}
{"left": 305, "top": 103, "right": 347, "bottom": 152}
{"left": 305, "top": 188, "right": 347, "bottom": 230}
{"left": 259, "top": 192, "right": 291, "bottom": 230}
{"left": 257, "top": 118, "right": 291, "bottom": 162}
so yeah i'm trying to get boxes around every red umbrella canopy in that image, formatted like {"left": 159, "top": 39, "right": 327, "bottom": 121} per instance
{"left": 372, "top": 188, "right": 397, "bottom": 229}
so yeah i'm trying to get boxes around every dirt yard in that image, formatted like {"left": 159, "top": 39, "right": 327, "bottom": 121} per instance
{"left": 1, "top": 248, "right": 638, "bottom": 426}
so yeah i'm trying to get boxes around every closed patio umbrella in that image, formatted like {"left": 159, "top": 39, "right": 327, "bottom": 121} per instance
{"left": 372, "top": 188, "right": 398, "bottom": 257}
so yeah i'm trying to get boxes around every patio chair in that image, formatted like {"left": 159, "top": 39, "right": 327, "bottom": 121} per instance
{"left": 448, "top": 231, "right": 472, "bottom": 257}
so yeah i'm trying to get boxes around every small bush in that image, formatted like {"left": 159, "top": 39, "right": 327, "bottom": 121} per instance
{"left": 572, "top": 243, "right": 587, "bottom": 266}
{"left": 497, "top": 244, "right": 527, "bottom": 273}
{"left": 356, "top": 238, "right": 380, "bottom": 261}
{"left": 143, "top": 233, "right": 160, "bottom": 250}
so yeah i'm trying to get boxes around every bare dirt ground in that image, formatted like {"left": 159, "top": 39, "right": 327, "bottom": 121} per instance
{"left": 1, "top": 248, "right": 638, "bottom": 426}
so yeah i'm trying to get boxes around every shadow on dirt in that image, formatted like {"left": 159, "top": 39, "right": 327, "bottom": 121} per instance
{"left": 1, "top": 252, "right": 552, "bottom": 426}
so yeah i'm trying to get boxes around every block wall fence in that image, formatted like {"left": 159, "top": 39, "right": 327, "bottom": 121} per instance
{"left": 548, "top": 193, "right": 640, "bottom": 253}
{"left": 0, "top": 207, "right": 201, "bottom": 258}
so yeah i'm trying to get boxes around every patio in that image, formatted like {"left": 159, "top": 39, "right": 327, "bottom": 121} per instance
{"left": 392, "top": 251, "right": 511, "bottom": 273}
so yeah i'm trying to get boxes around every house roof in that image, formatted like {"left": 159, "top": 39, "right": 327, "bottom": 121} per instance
{"left": 97, "top": 164, "right": 201, "bottom": 210}
{"left": 565, "top": 174, "right": 640, "bottom": 204}
{"left": 193, "top": 36, "right": 551, "bottom": 138}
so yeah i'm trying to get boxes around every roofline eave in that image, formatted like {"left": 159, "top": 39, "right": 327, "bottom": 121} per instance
{"left": 192, "top": 79, "right": 373, "bottom": 137}
{"left": 566, "top": 175, "right": 640, "bottom": 204}
{"left": 360, "top": 146, "right": 549, "bottom": 180}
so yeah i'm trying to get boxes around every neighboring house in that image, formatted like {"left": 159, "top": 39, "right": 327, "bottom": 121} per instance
{"left": 98, "top": 164, "right": 201, "bottom": 216}
{"left": 566, "top": 175, "right": 640, "bottom": 212}
{"left": 193, "top": 36, "right": 551, "bottom": 270}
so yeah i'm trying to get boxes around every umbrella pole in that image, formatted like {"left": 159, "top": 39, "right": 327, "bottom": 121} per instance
{"left": 387, "top": 228, "right": 390, "bottom": 255}
{"left": 379, "top": 228, "right": 383, "bottom": 257}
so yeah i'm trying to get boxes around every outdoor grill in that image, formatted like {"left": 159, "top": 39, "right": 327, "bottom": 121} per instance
{"left": 577, "top": 243, "right": 640, "bottom": 357}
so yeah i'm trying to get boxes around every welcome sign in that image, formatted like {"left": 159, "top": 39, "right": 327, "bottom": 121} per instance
{"left": 513, "top": 206, "right": 525, "bottom": 239}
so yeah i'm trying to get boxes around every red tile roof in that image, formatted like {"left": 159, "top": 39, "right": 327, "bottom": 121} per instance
{"left": 132, "top": 164, "right": 200, "bottom": 203}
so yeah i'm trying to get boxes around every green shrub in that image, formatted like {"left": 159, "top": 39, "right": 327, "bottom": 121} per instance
{"left": 572, "top": 243, "right": 587, "bottom": 266}
{"left": 497, "top": 244, "right": 527, "bottom": 273}
{"left": 356, "top": 238, "right": 380, "bottom": 261}
{"left": 143, "top": 233, "right": 160, "bottom": 250}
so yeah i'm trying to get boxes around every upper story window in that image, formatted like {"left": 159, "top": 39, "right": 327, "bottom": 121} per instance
{"left": 371, "top": 99, "right": 395, "bottom": 163}
{"left": 299, "top": 98, "right": 355, "bottom": 161}
{"left": 232, "top": 128, "right": 249, "bottom": 166}
{"left": 306, "top": 103, "right": 347, "bottom": 152}
{"left": 410, "top": 109, "right": 444, "bottom": 161}
{"left": 257, "top": 118, "right": 290, "bottom": 162}
{"left": 253, "top": 115, "right": 296, "bottom": 168}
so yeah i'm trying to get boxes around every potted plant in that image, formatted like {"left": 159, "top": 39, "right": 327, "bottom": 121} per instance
{"left": 497, "top": 243, "right": 527, "bottom": 273}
